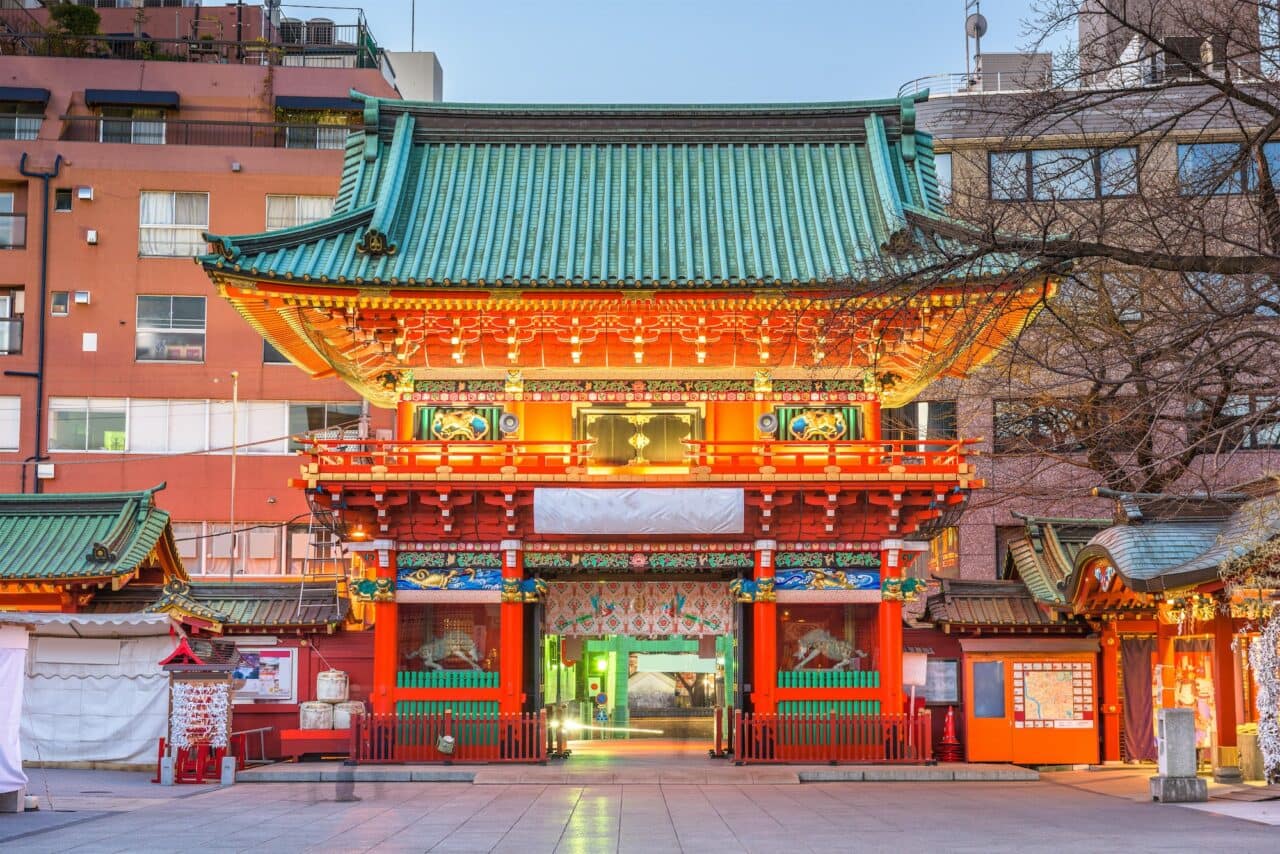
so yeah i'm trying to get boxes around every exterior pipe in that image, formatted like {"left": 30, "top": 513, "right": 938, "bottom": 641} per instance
{"left": 16, "top": 152, "right": 62, "bottom": 494}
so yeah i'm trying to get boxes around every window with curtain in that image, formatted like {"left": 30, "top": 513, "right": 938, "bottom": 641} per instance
{"left": 205, "top": 523, "right": 284, "bottom": 576}
{"left": 880, "top": 400, "right": 957, "bottom": 444}
{"left": 138, "top": 191, "right": 208, "bottom": 256}
{"left": 265, "top": 194, "right": 335, "bottom": 231}
{"left": 127, "top": 399, "right": 207, "bottom": 453}
{"left": 135, "top": 295, "right": 205, "bottom": 362}
{"left": 209, "top": 400, "right": 289, "bottom": 455}
{"left": 0, "top": 287, "right": 23, "bottom": 355}
{"left": 48, "top": 398, "right": 127, "bottom": 451}
{"left": 0, "top": 396, "right": 18, "bottom": 451}
{"left": 0, "top": 192, "right": 23, "bottom": 249}
{"left": 172, "top": 522, "right": 202, "bottom": 574}
{"left": 100, "top": 106, "right": 165, "bottom": 145}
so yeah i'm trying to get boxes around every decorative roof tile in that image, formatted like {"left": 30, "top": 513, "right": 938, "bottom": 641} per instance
{"left": 926, "top": 579, "right": 1084, "bottom": 630}
{"left": 201, "top": 94, "right": 1019, "bottom": 289}
{"left": 0, "top": 485, "right": 184, "bottom": 583}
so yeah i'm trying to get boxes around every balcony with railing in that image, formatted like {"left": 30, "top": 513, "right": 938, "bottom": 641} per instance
{"left": 296, "top": 438, "right": 977, "bottom": 485}
{"left": 59, "top": 116, "right": 353, "bottom": 150}
{"left": 0, "top": 27, "right": 379, "bottom": 69}
{"left": 0, "top": 213, "right": 26, "bottom": 250}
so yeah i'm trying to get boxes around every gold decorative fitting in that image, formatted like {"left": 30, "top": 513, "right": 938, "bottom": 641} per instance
{"left": 501, "top": 577, "right": 547, "bottom": 603}
{"left": 355, "top": 228, "right": 398, "bottom": 257}
{"left": 350, "top": 578, "right": 395, "bottom": 603}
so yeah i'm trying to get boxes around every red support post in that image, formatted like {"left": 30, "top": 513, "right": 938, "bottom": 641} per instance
{"left": 1100, "top": 621, "right": 1122, "bottom": 762}
{"left": 1211, "top": 610, "right": 1240, "bottom": 774}
{"left": 371, "top": 543, "right": 398, "bottom": 715}
{"left": 751, "top": 539, "right": 778, "bottom": 714}
{"left": 499, "top": 539, "right": 525, "bottom": 715}
{"left": 879, "top": 542, "right": 904, "bottom": 716}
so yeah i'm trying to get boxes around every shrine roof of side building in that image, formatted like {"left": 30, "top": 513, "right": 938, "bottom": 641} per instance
{"left": 198, "top": 91, "right": 1026, "bottom": 290}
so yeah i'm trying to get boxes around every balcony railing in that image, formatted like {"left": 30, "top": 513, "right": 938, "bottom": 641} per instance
{"left": 0, "top": 214, "right": 26, "bottom": 250}
{"left": 298, "top": 438, "right": 976, "bottom": 483}
{"left": 0, "top": 31, "right": 379, "bottom": 69}
{"left": 0, "top": 318, "right": 24, "bottom": 356}
{"left": 60, "top": 116, "right": 354, "bottom": 150}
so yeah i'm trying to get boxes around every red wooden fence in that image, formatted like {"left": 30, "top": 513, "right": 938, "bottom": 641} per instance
{"left": 733, "top": 711, "right": 932, "bottom": 765}
{"left": 349, "top": 711, "right": 547, "bottom": 764}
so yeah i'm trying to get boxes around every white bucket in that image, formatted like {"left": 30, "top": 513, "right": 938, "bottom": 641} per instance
{"left": 316, "top": 669, "right": 349, "bottom": 703}
{"left": 332, "top": 700, "right": 365, "bottom": 730}
{"left": 300, "top": 701, "right": 334, "bottom": 730}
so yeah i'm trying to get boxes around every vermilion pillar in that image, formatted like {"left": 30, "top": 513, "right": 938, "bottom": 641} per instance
{"left": 1100, "top": 621, "right": 1122, "bottom": 762}
{"left": 499, "top": 539, "right": 525, "bottom": 715}
{"left": 1211, "top": 610, "right": 1240, "bottom": 778}
{"left": 370, "top": 541, "right": 398, "bottom": 715}
{"left": 878, "top": 541, "right": 904, "bottom": 714}
{"left": 751, "top": 539, "right": 777, "bottom": 714}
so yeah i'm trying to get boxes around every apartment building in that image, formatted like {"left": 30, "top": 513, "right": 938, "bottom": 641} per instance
{"left": 0, "top": 1, "right": 441, "bottom": 578}
{"left": 902, "top": 0, "right": 1280, "bottom": 580}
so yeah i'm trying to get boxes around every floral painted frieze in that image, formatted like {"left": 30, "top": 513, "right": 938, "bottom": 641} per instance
{"left": 523, "top": 551, "right": 754, "bottom": 572}
{"left": 396, "top": 551, "right": 503, "bottom": 590}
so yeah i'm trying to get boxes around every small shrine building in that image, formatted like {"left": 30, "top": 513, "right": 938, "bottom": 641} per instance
{"left": 198, "top": 94, "right": 1050, "bottom": 742}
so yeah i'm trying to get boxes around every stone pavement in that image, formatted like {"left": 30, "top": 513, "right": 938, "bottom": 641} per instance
{"left": 4, "top": 766, "right": 1280, "bottom": 853}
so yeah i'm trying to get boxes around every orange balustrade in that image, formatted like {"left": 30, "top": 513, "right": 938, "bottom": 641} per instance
{"left": 299, "top": 438, "right": 976, "bottom": 483}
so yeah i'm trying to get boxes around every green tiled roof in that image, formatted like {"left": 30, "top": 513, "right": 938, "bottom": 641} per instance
{"left": 1003, "top": 516, "right": 1110, "bottom": 606}
{"left": 89, "top": 581, "right": 349, "bottom": 631}
{"left": 201, "top": 93, "right": 1014, "bottom": 289}
{"left": 0, "top": 486, "right": 183, "bottom": 582}
{"left": 1073, "top": 495, "right": 1280, "bottom": 593}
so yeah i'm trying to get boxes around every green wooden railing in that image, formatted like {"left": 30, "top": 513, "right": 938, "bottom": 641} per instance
{"left": 396, "top": 670, "right": 500, "bottom": 689}
{"left": 777, "top": 700, "right": 882, "bottom": 716}
{"left": 777, "top": 670, "right": 880, "bottom": 689}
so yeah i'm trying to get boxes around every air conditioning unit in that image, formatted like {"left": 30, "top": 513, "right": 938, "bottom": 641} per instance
{"left": 77, "top": 186, "right": 93, "bottom": 201}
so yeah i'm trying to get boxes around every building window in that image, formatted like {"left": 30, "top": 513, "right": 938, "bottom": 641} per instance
{"left": 288, "top": 402, "right": 363, "bottom": 451}
{"left": 172, "top": 522, "right": 202, "bottom": 575}
{"left": 933, "top": 152, "right": 952, "bottom": 204}
{"left": 50, "top": 292, "right": 69, "bottom": 316}
{"left": 100, "top": 106, "right": 165, "bottom": 145}
{"left": 285, "top": 120, "right": 353, "bottom": 151}
{"left": 263, "top": 340, "right": 292, "bottom": 364}
{"left": 1177, "top": 142, "right": 1280, "bottom": 195}
{"left": 0, "top": 396, "right": 19, "bottom": 451}
{"left": 127, "top": 399, "right": 208, "bottom": 453}
{"left": 138, "top": 191, "right": 208, "bottom": 257}
{"left": 993, "top": 399, "right": 1085, "bottom": 454}
{"left": 0, "top": 102, "right": 42, "bottom": 141}
{"left": 49, "top": 398, "right": 127, "bottom": 451}
{"left": 205, "top": 523, "right": 284, "bottom": 577}
{"left": 927, "top": 526, "right": 960, "bottom": 578}
{"left": 0, "top": 191, "right": 25, "bottom": 249}
{"left": 209, "top": 400, "right": 289, "bottom": 455}
{"left": 881, "top": 400, "right": 957, "bottom": 444}
{"left": 0, "top": 288, "right": 23, "bottom": 355}
{"left": 1213, "top": 394, "right": 1280, "bottom": 449}
{"left": 288, "top": 523, "right": 342, "bottom": 575}
{"left": 136, "top": 295, "right": 206, "bottom": 362}
{"left": 265, "top": 194, "right": 335, "bottom": 231}
{"left": 54, "top": 188, "right": 72, "bottom": 212}
{"left": 989, "top": 147, "right": 1138, "bottom": 200}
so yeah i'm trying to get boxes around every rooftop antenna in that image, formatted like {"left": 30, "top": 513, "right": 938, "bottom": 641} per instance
{"left": 965, "top": 1, "right": 988, "bottom": 84}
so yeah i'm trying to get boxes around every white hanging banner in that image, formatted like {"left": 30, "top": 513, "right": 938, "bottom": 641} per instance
{"left": 0, "top": 626, "right": 30, "bottom": 794}
{"left": 533, "top": 488, "right": 744, "bottom": 535}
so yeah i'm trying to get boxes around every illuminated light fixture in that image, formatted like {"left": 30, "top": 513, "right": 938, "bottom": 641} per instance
{"left": 595, "top": 657, "right": 608, "bottom": 673}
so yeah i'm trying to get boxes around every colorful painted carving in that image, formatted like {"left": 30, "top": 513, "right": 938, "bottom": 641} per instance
{"left": 774, "top": 551, "right": 880, "bottom": 570}
{"left": 351, "top": 578, "right": 395, "bottom": 602}
{"left": 774, "top": 569, "right": 879, "bottom": 591}
{"left": 880, "top": 576, "right": 927, "bottom": 602}
{"left": 405, "top": 633, "right": 483, "bottom": 671}
{"left": 788, "top": 408, "right": 847, "bottom": 441}
{"left": 397, "top": 566, "right": 503, "bottom": 591}
{"left": 430, "top": 408, "right": 491, "bottom": 440}
{"left": 523, "top": 551, "right": 753, "bottom": 572}
{"left": 730, "top": 577, "right": 776, "bottom": 603}
{"left": 794, "top": 628, "right": 868, "bottom": 671}
{"left": 398, "top": 552, "right": 502, "bottom": 570}
{"left": 501, "top": 577, "right": 548, "bottom": 603}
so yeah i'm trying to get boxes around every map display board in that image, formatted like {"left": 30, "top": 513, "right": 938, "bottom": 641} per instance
{"left": 1013, "top": 661, "right": 1093, "bottom": 729}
